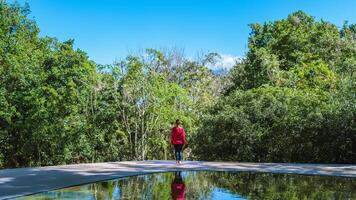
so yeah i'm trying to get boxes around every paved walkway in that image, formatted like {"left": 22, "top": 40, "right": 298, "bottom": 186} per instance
{"left": 1, "top": 160, "right": 355, "bottom": 199}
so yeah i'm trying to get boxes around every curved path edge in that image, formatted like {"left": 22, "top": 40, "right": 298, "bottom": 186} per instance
{"left": 1, "top": 160, "right": 356, "bottom": 199}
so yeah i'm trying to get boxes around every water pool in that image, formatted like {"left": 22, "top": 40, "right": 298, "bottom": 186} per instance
{"left": 16, "top": 171, "right": 356, "bottom": 200}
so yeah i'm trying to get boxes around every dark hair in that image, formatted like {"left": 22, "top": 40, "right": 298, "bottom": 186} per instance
{"left": 175, "top": 119, "right": 181, "bottom": 125}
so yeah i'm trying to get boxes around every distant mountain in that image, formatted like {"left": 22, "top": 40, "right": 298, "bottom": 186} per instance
{"left": 207, "top": 54, "right": 243, "bottom": 75}
{"left": 211, "top": 68, "right": 229, "bottom": 75}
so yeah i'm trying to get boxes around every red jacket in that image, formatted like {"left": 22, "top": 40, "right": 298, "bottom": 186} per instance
{"left": 171, "top": 127, "right": 187, "bottom": 145}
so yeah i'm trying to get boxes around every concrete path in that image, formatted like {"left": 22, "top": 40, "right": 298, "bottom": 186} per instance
{"left": 1, "top": 160, "right": 355, "bottom": 199}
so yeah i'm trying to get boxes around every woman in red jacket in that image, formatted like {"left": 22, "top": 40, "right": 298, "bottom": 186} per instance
{"left": 171, "top": 119, "right": 187, "bottom": 164}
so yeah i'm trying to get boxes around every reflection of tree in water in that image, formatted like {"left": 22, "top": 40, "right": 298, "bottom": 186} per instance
{"left": 87, "top": 181, "right": 116, "bottom": 200}
{"left": 184, "top": 171, "right": 215, "bottom": 199}
{"left": 207, "top": 172, "right": 356, "bottom": 200}
{"left": 17, "top": 181, "right": 119, "bottom": 200}
{"left": 118, "top": 174, "right": 173, "bottom": 199}
{"left": 116, "top": 172, "right": 215, "bottom": 200}
{"left": 87, "top": 172, "right": 356, "bottom": 200}
{"left": 19, "top": 171, "right": 356, "bottom": 200}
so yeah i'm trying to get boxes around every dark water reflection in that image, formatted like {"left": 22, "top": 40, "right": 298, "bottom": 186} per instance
{"left": 17, "top": 171, "right": 356, "bottom": 200}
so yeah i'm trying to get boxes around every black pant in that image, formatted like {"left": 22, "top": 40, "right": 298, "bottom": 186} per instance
{"left": 174, "top": 144, "right": 183, "bottom": 161}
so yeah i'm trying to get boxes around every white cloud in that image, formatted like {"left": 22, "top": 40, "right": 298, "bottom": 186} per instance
{"left": 207, "top": 54, "right": 242, "bottom": 71}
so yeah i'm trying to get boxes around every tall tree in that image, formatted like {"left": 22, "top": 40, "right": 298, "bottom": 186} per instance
{"left": 195, "top": 11, "right": 356, "bottom": 163}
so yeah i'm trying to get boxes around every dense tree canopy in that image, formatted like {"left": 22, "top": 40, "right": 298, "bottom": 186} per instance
{"left": 0, "top": 2, "right": 97, "bottom": 167}
{"left": 194, "top": 11, "right": 355, "bottom": 163}
{"left": 0, "top": 2, "right": 354, "bottom": 168}
{"left": 0, "top": 2, "right": 221, "bottom": 167}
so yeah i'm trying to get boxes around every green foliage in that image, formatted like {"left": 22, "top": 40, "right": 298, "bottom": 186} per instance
{"left": 95, "top": 49, "right": 219, "bottom": 161}
{"left": 227, "top": 11, "right": 347, "bottom": 91}
{"left": 291, "top": 61, "right": 336, "bottom": 89}
{"left": 195, "top": 86, "right": 355, "bottom": 163}
{"left": 0, "top": 2, "right": 219, "bottom": 167}
{"left": 0, "top": 1, "right": 98, "bottom": 167}
{"left": 195, "top": 11, "right": 356, "bottom": 163}
{"left": 0, "top": 2, "right": 354, "bottom": 167}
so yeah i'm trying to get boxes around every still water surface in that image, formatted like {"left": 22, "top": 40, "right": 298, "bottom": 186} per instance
{"left": 16, "top": 171, "right": 356, "bottom": 200}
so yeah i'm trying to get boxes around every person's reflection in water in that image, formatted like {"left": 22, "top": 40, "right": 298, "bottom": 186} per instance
{"left": 171, "top": 171, "right": 186, "bottom": 200}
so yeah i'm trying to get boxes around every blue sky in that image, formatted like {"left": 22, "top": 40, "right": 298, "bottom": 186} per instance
{"left": 10, "top": 0, "right": 356, "bottom": 65}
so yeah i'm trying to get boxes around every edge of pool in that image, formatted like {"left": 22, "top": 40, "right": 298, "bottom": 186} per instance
{"left": 1, "top": 160, "right": 356, "bottom": 199}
